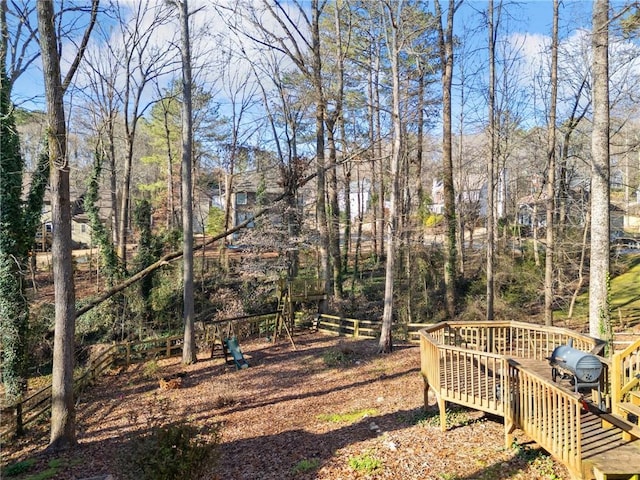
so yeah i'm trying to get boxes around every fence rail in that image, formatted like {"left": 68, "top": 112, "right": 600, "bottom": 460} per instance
{"left": 316, "top": 314, "right": 428, "bottom": 341}
{"left": 1, "top": 336, "right": 185, "bottom": 440}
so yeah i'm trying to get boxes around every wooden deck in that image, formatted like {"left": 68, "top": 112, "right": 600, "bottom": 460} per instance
{"left": 517, "top": 357, "right": 640, "bottom": 477}
{"left": 420, "top": 321, "right": 640, "bottom": 480}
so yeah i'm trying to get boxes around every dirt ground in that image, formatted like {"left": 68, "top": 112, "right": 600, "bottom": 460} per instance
{"left": 1, "top": 330, "right": 569, "bottom": 480}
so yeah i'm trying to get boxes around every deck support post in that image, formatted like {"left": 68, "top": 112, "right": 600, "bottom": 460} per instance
{"left": 504, "top": 418, "right": 515, "bottom": 448}
{"left": 438, "top": 396, "right": 447, "bottom": 432}
{"left": 422, "top": 377, "right": 430, "bottom": 409}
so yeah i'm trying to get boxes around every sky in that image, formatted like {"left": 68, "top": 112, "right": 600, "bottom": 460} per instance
{"left": 7, "top": 1, "right": 585, "bottom": 105}
{"left": 7, "top": 0, "right": 635, "bottom": 124}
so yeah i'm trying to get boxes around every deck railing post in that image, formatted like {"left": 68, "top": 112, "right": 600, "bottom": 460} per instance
{"left": 610, "top": 349, "right": 623, "bottom": 416}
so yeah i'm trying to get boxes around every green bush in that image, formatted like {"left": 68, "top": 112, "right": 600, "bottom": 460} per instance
{"left": 322, "top": 348, "right": 352, "bottom": 367}
{"left": 118, "top": 421, "right": 220, "bottom": 480}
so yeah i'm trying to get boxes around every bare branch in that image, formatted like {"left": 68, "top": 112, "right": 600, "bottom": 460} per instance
{"left": 61, "top": 0, "right": 99, "bottom": 93}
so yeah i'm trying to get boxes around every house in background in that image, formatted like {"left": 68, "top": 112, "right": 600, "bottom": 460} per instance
{"left": 211, "top": 149, "right": 317, "bottom": 237}
{"left": 431, "top": 170, "right": 507, "bottom": 220}
{"left": 37, "top": 190, "right": 94, "bottom": 250}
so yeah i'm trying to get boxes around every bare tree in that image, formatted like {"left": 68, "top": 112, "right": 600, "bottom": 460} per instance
{"left": 79, "top": 20, "right": 124, "bottom": 268}
{"left": 216, "top": 49, "right": 259, "bottom": 245}
{"left": 589, "top": 0, "right": 611, "bottom": 341}
{"left": 324, "top": 0, "right": 347, "bottom": 299}
{"left": 544, "top": 0, "right": 559, "bottom": 326}
{"left": 2, "top": 0, "right": 38, "bottom": 94}
{"left": 36, "top": 0, "right": 98, "bottom": 450}
{"left": 113, "top": 0, "right": 178, "bottom": 269}
{"left": 224, "top": 0, "right": 331, "bottom": 305}
{"left": 435, "top": 0, "right": 461, "bottom": 318}
{"left": 378, "top": 0, "right": 404, "bottom": 354}
{"left": 486, "top": 0, "right": 496, "bottom": 321}
{"left": 174, "top": 0, "right": 197, "bottom": 364}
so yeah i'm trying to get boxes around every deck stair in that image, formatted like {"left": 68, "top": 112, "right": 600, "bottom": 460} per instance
{"left": 618, "top": 390, "right": 640, "bottom": 426}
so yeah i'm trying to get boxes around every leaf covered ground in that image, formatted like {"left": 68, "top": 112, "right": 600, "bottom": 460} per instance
{"left": 2, "top": 331, "right": 569, "bottom": 480}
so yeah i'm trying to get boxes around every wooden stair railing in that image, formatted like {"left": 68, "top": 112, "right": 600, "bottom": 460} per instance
{"left": 611, "top": 336, "right": 640, "bottom": 441}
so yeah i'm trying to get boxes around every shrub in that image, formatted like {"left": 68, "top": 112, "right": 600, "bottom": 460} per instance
{"left": 118, "top": 421, "right": 220, "bottom": 480}
{"left": 423, "top": 213, "right": 444, "bottom": 229}
{"left": 321, "top": 348, "right": 352, "bottom": 367}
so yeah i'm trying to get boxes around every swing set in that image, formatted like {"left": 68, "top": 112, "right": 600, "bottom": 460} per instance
{"left": 204, "top": 279, "right": 326, "bottom": 370}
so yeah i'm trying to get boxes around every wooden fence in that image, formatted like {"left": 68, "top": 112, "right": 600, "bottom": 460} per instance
{"left": 1, "top": 309, "right": 290, "bottom": 441}
{"left": 114, "top": 335, "right": 183, "bottom": 365}
{"left": 1, "top": 335, "right": 188, "bottom": 440}
{"left": 1, "top": 344, "right": 117, "bottom": 439}
{"left": 316, "top": 314, "right": 426, "bottom": 342}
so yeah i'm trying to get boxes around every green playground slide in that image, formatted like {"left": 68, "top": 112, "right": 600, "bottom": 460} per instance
{"left": 224, "top": 337, "right": 249, "bottom": 369}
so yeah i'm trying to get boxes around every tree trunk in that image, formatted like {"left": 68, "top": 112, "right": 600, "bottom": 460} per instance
{"left": 367, "top": 46, "right": 378, "bottom": 261}
{"left": 486, "top": 0, "right": 496, "bottom": 321}
{"left": 107, "top": 121, "right": 119, "bottom": 245}
{"left": 589, "top": 0, "right": 611, "bottom": 342}
{"left": 544, "top": 0, "right": 559, "bottom": 326}
{"left": 163, "top": 104, "right": 177, "bottom": 230}
{"left": 569, "top": 209, "right": 590, "bottom": 318}
{"left": 436, "top": 0, "right": 458, "bottom": 318}
{"left": 117, "top": 134, "right": 134, "bottom": 268}
{"left": 379, "top": 2, "right": 403, "bottom": 354}
{"left": 38, "top": 0, "right": 81, "bottom": 450}
{"left": 312, "top": 0, "right": 330, "bottom": 311}
{"left": 374, "top": 54, "right": 385, "bottom": 261}
{"left": 326, "top": 116, "right": 343, "bottom": 298}
{"left": 179, "top": 0, "right": 196, "bottom": 364}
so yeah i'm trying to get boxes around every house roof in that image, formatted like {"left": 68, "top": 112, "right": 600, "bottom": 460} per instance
{"left": 234, "top": 166, "right": 283, "bottom": 194}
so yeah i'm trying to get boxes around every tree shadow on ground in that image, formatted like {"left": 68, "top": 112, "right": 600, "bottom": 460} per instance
{"left": 204, "top": 407, "right": 489, "bottom": 480}
{"left": 455, "top": 440, "right": 563, "bottom": 480}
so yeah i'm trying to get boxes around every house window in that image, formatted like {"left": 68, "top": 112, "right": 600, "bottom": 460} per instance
{"left": 236, "top": 192, "right": 247, "bottom": 205}
{"left": 81, "top": 224, "right": 86, "bottom": 233}
{"left": 236, "top": 211, "right": 254, "bottom": 228}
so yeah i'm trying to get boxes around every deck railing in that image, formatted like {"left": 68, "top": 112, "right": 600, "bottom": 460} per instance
{"left": 422, "top": 320, "right": 602, "bottom": 358}
{"left": 508, "top": 359, "right": 582, "bottom": 475}
{"left": 611, "top": 337, "right": 640, "bottom": 412}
